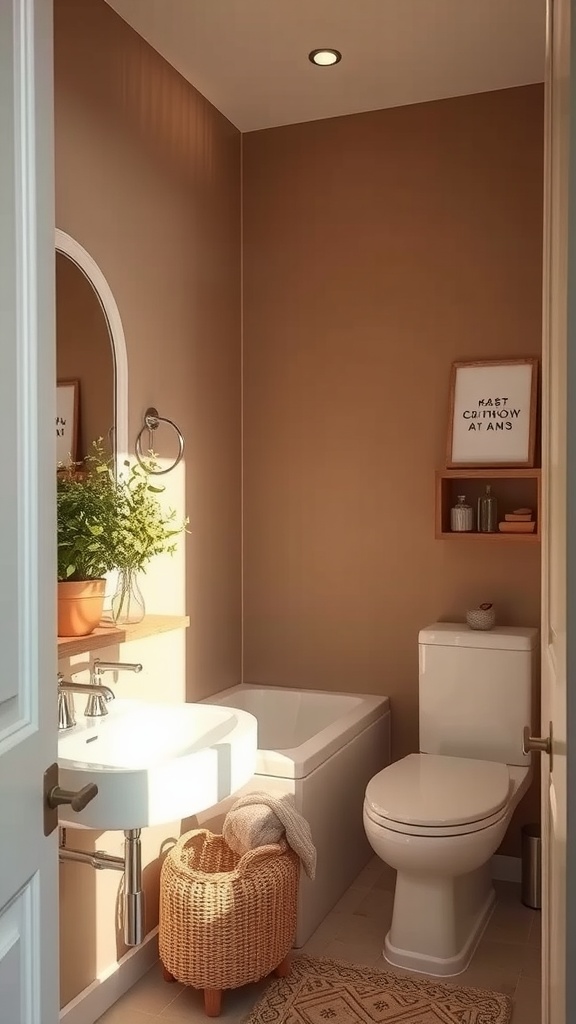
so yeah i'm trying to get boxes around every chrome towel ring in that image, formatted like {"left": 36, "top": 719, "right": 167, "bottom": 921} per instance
{"left": 134, "top": 407, "right": 184, "bottom": 476}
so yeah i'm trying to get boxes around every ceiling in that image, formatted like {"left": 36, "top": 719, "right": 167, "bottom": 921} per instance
{"left": 104, "top": 0, "right": 546, "bottom": 133}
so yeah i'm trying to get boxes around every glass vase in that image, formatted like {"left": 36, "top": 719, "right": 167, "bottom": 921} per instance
{"left": 477, "top": 484, "right": 498, "bottom": 533}
{"left": 450, "top": 494, "right": 474, "bottom": 532}
{"left": 111, "top": 569, "right": 145, "bottom": 625}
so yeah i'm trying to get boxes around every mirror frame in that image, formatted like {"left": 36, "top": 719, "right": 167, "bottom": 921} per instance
{"left": 55, "top": 229, "right": 128, "bottom": 464}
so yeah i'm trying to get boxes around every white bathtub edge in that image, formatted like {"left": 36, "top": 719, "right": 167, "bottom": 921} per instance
{"left": 205, "top": 683, "right": 390, "bottom": 779}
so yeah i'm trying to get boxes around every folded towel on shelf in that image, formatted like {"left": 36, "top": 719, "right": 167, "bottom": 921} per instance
{"left": 222, "top": 791, "right": 317, "bottom": 879}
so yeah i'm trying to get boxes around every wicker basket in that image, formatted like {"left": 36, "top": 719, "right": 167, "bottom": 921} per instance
{"left": 159, "top": 829, "right": 299, "bottom": 996}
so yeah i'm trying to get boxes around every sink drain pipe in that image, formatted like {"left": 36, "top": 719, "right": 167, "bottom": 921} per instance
{"left": 59, "top": 828, "right": 144, "bottom": 946}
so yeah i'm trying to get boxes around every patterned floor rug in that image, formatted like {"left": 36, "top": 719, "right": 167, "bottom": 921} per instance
{"left": 245, "top": 955, "right": 513, "bottom": 1024}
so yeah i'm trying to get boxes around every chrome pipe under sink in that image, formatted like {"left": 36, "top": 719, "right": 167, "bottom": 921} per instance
{"left": 59, "top": 827, "right": 145, "bottom": 946}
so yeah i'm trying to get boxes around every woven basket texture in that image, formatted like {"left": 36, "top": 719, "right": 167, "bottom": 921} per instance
{"left": 159, "top": 829, "right": 299, "bottom": 990}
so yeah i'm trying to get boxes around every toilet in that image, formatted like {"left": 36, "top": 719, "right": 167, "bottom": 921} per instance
{"left": 363, "top": 622, "right": 538, "bottom": 977}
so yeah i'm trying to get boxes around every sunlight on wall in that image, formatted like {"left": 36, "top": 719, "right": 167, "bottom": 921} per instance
{"left": 57, "top": 455, "right": 188, "bottom": 1006}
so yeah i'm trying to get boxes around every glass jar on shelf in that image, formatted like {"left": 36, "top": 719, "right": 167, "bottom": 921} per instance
{"left": 450, "top": 494, "right": 474, "bottom": 532}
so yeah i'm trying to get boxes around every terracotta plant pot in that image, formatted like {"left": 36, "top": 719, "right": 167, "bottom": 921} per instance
{"left": 57, "top": 579, "right": 106, "bottom": 637}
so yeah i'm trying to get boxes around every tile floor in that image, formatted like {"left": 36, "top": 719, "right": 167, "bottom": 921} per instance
{"left": 96, "top": 857, "right": 542, "bottom": 1024}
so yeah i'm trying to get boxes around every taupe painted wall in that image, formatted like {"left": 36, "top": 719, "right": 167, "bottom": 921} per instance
{"left": 54, "top": 0, "right": 241, "bottom": 1005}
{"left": 55, "top": 0, "right": 242, "bottom": 706}
{"left": 242, "top": 86, "right": 544, "bottom": 855}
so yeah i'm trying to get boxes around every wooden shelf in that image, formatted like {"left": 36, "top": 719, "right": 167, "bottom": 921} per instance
{"left": 435, "top": 469, "right": 541, "bottom": 542}
{"left": 439, "top": 468, "right": 541, "bottom": 480}
{"left": 436, "top": 531, "right": 540, "bottom": 543}
{"left": 57, "top": 614, "right": 190, "bottom": 658}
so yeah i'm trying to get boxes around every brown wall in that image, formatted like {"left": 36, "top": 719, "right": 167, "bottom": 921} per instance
{"left": 54, "top": 0, "right": 241, "bottom": 1005}
{"left": 56, "top": 251, "right": 115, "bottom": 457}
{"left": 242, "top": 86, "right": 544, "bottom": 855}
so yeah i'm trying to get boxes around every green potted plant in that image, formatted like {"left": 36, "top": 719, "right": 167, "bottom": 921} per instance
{"left": 57, "top": 441, "right": 185, "bottom": 636}
{"left": 57, "top": 445, "right": 118, "bottom": 636}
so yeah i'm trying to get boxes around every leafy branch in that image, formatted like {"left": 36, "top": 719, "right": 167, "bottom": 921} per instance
{"left": 57, "top": 440, "right": 187, "bottom": 581}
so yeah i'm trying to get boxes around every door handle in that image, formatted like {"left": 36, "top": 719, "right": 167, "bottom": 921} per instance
{"left": 47, "top": 783, "right": 98, "bottom": 812}
{"left": 523, "top": 724, "right": 552, "bottom": 764}
{"left": 43, "top": 762, "right": 99, "bottom": 836}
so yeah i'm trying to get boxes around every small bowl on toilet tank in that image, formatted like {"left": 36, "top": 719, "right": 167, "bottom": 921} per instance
{"left": 466, "top": 603, "right": 496, "bottom": 631}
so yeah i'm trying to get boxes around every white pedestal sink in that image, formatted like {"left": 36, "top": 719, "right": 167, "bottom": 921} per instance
{"left": 57, "top": 699, "right": 258, "bottom": 830}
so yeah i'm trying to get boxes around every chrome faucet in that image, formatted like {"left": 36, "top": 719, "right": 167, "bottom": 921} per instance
{"left": 57, "top": 673, "right": 115, "bottom": 731}
{"left": 86, "top": 659, "right": 142, "bottom": 717}
{"left": 57, "top": 660, "right": 142, "bottom": 730}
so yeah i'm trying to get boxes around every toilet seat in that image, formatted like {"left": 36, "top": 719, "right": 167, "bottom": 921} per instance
{"left": 364, "top": 799, "right": 509, "bottom": 838}
{"left": 364, "top": 753, "right": 512, "bottom": 838}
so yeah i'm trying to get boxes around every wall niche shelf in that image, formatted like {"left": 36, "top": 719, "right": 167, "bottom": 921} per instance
{"left": 57, "top": 614, "right": 190, "bottom": 658}
{"left": 435, "top": 469, "right": 541, "bottom": 543}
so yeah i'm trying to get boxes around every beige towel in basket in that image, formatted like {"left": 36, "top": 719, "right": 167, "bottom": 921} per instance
{"left": 223, "top": 792, "right": 317, "bottom": 879}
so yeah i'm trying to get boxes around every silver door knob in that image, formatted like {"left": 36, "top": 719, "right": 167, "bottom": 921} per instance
{"left": 523, "top": 725, "right": 552, "bottom": 756}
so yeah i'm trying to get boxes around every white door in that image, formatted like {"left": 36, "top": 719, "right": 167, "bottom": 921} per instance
{"left": 0, "top": 1, "right": 59, "bottom": 1022}
{"left": 540, "top": 0, "right": 575, "bottom": 1021}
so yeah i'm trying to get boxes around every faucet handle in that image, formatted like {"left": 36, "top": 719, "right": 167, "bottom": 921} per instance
{"left": 58, "top": 688, "right": 76, "bottom": 730}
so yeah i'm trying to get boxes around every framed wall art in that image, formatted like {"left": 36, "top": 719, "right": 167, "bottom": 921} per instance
{"left": 56, "top": 379, "right": 80, "bottom": 468}
{"left": 446, "top": 358, "right": 538, "bottom": 468}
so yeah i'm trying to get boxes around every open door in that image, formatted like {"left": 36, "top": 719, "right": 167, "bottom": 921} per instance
{"left": 0, "top": 1, "right": 59, "bottom": 1021}
{"left": 538, "top": 0, "right": 576, "bottom": 1020}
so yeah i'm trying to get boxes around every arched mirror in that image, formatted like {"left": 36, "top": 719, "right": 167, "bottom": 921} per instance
{"left": 55, "top": 229, "right": 128, "bottom": 465}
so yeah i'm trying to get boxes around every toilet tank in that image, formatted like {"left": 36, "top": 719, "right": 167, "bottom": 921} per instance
{"left": 419, "top": 623, "right": 539, "bottom": 767}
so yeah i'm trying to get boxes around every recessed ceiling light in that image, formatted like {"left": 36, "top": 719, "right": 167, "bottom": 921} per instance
{"left": 308, "top": 49, "right": 342, "bottom": 67}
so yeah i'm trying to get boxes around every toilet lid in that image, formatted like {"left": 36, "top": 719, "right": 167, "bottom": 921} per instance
{"left": 365, "top": 753, "right": 511, "bottom": 828}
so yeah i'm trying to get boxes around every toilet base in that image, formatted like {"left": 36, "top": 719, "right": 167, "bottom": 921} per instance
{"left": 383, "top": 868, "right": 496, "bottom": 977}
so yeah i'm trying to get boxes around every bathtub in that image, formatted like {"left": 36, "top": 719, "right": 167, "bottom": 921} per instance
{"left": 197, "top": 684, "right": 390, "bottom": 946}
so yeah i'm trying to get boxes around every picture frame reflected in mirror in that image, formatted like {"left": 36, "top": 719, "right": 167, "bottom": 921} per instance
{"left": 56, "top": 378, "right": 80, "bottom": 469}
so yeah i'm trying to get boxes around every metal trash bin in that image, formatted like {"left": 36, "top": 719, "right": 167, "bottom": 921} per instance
{"left": 521, "top": 824, "right": 541, "bottom": 909}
